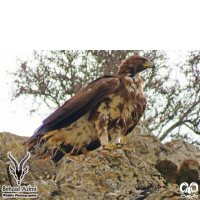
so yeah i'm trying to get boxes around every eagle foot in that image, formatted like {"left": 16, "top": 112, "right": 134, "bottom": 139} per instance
{"left": 121, "top": 147, "right": 134, "bottom": 153}
{"left": 103, "top": 143, "right": 133, "bottom": 153}
{"left": 116, "top": 143, "right": 125, "bottom": 147}
{"left": 102, "top": 144, "right": 114, "bottom": 151}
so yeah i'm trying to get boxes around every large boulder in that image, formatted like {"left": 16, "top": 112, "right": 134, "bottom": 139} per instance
{"left": 0, "top": 131, "right": 200, "bottom": 199}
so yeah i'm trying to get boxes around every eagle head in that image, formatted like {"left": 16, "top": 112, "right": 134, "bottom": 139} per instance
{"left": 117, "top": 55, "right": 155, "bottom": 77}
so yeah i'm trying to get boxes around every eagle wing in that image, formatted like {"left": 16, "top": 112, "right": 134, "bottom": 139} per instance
{"left": 29, "top": 76, "right": 120, "bottom": 139}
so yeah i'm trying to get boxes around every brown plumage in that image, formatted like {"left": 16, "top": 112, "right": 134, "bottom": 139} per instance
{"left": 24, "top": 55, "right": 155, "bottom": 163}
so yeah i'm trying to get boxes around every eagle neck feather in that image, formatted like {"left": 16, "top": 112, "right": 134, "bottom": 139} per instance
{"left": 123, "top": 73, "right": 144, "bottom": 95}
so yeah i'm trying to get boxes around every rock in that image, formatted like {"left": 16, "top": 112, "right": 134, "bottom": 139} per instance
{"left": 145, "top": 188, "right": 182, "bottom": 200}
{"left": 125, "top": 134, "right": 200, "bottom": 167}
{"left": 0, "top": 160, "right": 10, "bottom": 186}
{"left": 178, "top": 159, "right": 198, "bottom": 184}
{"left": 1, "top": 132, "right": 200, "bottom": 199}
{"left": 155, "top": 159, "right": 178, "bottom": 184}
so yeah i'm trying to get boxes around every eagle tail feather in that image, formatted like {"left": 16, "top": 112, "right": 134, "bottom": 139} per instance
{"left": 51, "top": 150, "right": 65, "bottom": 163}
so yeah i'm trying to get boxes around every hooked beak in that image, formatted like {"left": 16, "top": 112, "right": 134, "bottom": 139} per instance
{"left": 143, "top": 60, "right": 156, "bottom": 68}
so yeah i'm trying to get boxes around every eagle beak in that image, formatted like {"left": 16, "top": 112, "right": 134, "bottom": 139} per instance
{"left": 143, "top": 61, "right": 156, "bottom": 68}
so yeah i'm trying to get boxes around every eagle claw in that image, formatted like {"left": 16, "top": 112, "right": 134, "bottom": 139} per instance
{"left": 116, "top": 143, "right": 125, "bottom": 147}
{"left": 102, "top": 143, "right": 133, "bottom": 153}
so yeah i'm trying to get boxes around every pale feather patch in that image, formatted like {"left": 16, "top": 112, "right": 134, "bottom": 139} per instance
{"left": 108, "top": 93, "right": 133, "bottom": 124}
{"left": 105, "top": 74, "right": 145, "bottom": 143}
{"left": 124, "top": 75, "right": 144, "bottom": 94}
{"left": 124, "top": 77, "right": 135, "bottom": 92}
{"left": 45, "top": 112, "right": 97, "bottom": 151}
{"left": 132, "top": 74, "right": 144, "bottom": 94}
{"left": 107, "top": 94, "right": 124, "bottom": 119}
{"left": 94, "top": 102, "right": 109, "bottom": 145}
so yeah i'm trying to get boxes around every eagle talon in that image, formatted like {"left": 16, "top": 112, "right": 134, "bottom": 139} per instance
{"left": 102, "top": 144, "right": 116, "bottom": 151}
{"left": 102, "top": 143, "right": 132, "bottom": 152}
{"left": 121, "top": 147, "right": 134, "bottom": 153}
{"left": 116, "top": 143, "right": 125, "bottom": 147}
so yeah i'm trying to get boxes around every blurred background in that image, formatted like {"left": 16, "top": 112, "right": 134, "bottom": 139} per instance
{"left": 0, "top": 50, "right": 199, "bottom": 145}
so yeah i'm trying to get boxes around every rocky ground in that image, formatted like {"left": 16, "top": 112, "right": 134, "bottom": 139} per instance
{"left": 0, "top": 131, "right": 200, "bottom": 200}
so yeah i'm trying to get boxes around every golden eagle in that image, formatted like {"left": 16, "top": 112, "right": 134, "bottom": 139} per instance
{"left": 24, "top": 55, "right": 155, "bottom": 163}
